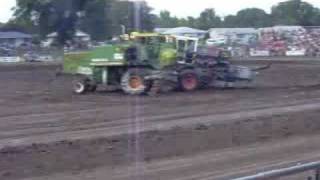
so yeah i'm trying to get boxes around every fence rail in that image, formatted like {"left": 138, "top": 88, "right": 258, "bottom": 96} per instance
{"left": 234, "top": 161, "right": 320, "bottom": 180}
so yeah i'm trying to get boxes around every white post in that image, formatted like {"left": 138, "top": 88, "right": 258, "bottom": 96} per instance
{"left": 102, "top": 68, "right": 108, "bottom": 85}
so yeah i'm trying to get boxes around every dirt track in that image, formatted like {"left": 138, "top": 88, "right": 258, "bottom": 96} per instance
{"left": 1, "top": 60, "right": 320, "bottom": 179}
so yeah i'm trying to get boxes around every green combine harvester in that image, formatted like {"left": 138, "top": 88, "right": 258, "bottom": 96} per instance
{"left": 63, "top": 33, "right": 198, "bottom": 95}
{"left": 63, "top": 32, "right": 259, "bottom": 95}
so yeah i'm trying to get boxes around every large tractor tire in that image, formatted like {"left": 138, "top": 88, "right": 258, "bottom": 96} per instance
{"left": 72, "top": 76, "right": 89, "bottom": 94}
{"left": 179, "top": 69, "right": 199, "bottom": 92}
{"left": 121, "top": 68, "right": 151, "bottom": 95}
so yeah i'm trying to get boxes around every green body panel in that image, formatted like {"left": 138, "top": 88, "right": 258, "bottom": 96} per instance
{"left": 89, "top": 45, "right": 127, "bottom": 61}
{"left": 64, "top": 52, "right": 91, "bottom": 74}
{"left": 90, "top": 66, "right": 126, "bottom": 85}
{"left": 141, "top": 43, "right": 177, "bottom": 69}
{"left": 159, "top": 48, "right": 177, "bottom": 68}
{"left": 64, "top": 45, "right": 127, "bottom": 74}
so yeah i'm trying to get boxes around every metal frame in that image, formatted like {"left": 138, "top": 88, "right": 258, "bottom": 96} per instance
{"left": 234, "top": 161, "right": 320, "bottom": 180}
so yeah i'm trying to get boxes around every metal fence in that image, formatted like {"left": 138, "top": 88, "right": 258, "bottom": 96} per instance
{"left": 234, "top": 161, "right": 320, "bottom": 180}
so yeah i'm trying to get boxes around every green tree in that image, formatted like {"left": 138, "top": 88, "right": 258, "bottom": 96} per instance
{"left": 234, "top": 8, "right": 272, "bottom": 28}
{"left": 13, "top": 0, "right": 89, "bottom": 44}
{"left": 177, "top": 18, "right": 189, "bottom": 27}
{"left": 13, "top": 0, "right": 156, "bottom": 41}
{"left": 155, "top": 11, "right": 179, "bottom": 28}
{"left": 108, "top": 1, "right": 156, "bottom": 35}
{"left": 311, "top": 9, "right": 320, "bottom": 26}
{"left": 138, "top": 2, "right": 156, "bottom": 32}
{"left": 196, "top": 9, "right": 221, "bottom": 30}
{"left": 0, "top": 20, "right": 31, "bottom": 32}
{"left": 155, "top": 13, "right": 202, "bottom": 28}
{"left": 271, "top": 0, "right": 318, "bottom": 26}
{"left": 186, "top": 16, "right": 197, "bottom": 28}
{"left": 79, "top": 0, "right": 112, "bottom": 40}
{"left": 223, "top": 15, "right": 238, "bottom": 28}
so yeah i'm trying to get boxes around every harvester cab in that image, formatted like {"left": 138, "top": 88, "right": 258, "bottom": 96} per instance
{"left": 174, "top": 36, "right": 199, "bottom": 53}
{"left": 124, "top": 32, "right": 164, "bottom": 68}
{"left": 173, "top": 36, "right": 199, "bottom": 63}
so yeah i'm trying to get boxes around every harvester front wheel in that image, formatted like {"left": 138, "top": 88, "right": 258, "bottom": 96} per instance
{"left": 121, "top": 68, "right": 151, "bottom": 95}
{"left": 72, "top": 77, "right": 89, "bottom": 94}
{"left": 179, "top": 69, "right": 199, "bottom": 92}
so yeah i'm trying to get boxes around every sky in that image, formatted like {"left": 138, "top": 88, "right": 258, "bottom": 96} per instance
{"left": 1, "top": 0, "right": 320, "bottom": 23}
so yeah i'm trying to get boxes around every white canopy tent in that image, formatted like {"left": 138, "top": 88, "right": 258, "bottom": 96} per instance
{"left": 162, "top": 27, "right": 207, "bottom": 38}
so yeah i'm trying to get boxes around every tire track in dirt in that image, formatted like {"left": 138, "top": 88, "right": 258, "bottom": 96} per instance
{"left": 0, "top": 101, "right": 320, "bottom": 149}
{"left": 0, "top": 97, "right": 319, "bottom": 141}
{"left": 1, "top": 87, "right": 319, "bottom": 127}
{"left": 23, "top": 134, "right": 320, "bottom": 180}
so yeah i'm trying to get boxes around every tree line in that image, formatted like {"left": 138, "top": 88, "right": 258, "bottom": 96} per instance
{"left": 156, "top": 0, "right": 320, "bottom": 29}
{"left": 4, "top": 0, "right": 156, "bottom": 43}
{"left": 1, "top": 0, "right": 320, "bottom": 43}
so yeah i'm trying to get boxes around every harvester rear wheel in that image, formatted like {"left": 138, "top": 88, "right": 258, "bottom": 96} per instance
{"left": 179, "top": 69, "right": 199, "bottom": 92}
{"left": 121, "top": 68, "right": 151, "bottom": 95}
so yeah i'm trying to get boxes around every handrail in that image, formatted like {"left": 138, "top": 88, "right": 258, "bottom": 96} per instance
{"left": 234, "top": 161, "right": 320, "bottom": 180}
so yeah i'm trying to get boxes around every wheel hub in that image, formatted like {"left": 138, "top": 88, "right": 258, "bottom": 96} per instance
{"left": 129, "top": 76, "right": 143, "bottom": 89}
{"left": 182, "top": 74, "right": 197, "bottom": 90}
{"left": 74, "top": 82, "right": 85, "bottom": 93}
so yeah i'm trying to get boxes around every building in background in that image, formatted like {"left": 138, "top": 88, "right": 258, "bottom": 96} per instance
{"left": 208, "top": 28, "right": 258, "bottom": 45}
{"left": 0, "top": 31, "right": 32, "bottom": 47}
{"left": 154, "top": 28, "right": 172, "bottom": 34}
{"left": 44, "top": 30, "right": 91, "bottom": 47}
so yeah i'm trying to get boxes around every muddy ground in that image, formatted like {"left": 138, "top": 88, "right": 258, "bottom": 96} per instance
{"left": 1, "top": 59, "right": 320, "bottom": 179}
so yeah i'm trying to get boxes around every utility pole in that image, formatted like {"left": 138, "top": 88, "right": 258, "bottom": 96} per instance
{"left": 132, "top": 0, "right": 142, "bottom": 31}
{"left": 117, "top": 0, "right": 145, "bottom": 32}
